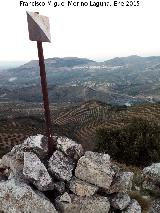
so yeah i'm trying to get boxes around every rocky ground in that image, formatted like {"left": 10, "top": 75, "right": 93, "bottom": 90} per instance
{"left": 0, "top": 135, "right": 159, "bottom": 212}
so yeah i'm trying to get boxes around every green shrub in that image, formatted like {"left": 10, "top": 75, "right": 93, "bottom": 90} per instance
{"left": 96, "top": 117, "right": 160, "bottom": 166}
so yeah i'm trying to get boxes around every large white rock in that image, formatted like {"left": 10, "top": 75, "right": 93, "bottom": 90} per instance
{"left": 57, "top": 136, "right": 84, "bottom": 160}
{"left": 22, "top": 134, "right": 49, "bottom": 159}
{"left": 143, "top": 163, "right": 160, "bottom": 193}
{"left": 23, "top": 152, "right": 54, "bottom": 191}
{"left": 75, "top": 151, "right": 114, "bottom": 189}
{"left": 3, "top": 134, "right": 50, "bottom": 165}
{"left": 110, "top": 193, "right": 131, "bottom": 210}
{"left": 107, "top": 172, "right": 134, "bottom": 193}
{"left": 55, "top": 194, "right": 110, "bottom": 213}
{"left": 24, "top": 134, "right": 48, "bottom": 148}
{"left": 0, "top": 179, "right": 57, "bottom": 213}
{"left": 143, "top": 163, "right": 160, "bottom": 180}
{"left": 0, "top": 135, "right": 56, "bottom": 179}
{"left": 122, "top": 199, "right": 141, "bottom": 213}
{"left": 69, "top": 177, "right": 98, "bottom": 197}
{"left": 48, "top": 150, "right": 75, "bottom": 181}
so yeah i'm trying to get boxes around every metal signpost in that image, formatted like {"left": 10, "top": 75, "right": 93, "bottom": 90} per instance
{"left": 26, "top": 11, "right": 56, "bottom": 155}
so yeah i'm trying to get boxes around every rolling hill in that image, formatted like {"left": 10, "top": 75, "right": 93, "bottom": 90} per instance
{"left": 1, "top": 55, "right": 160, "bottom": 105}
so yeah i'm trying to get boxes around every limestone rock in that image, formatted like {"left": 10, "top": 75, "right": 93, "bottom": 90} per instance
{"left": 55, "top": 194, "right": 110, "bottom": 213}
{"left": 23, "top": 152, "right": 54, "bottom": 191}
{"left": 75, "top": 151, "right": 114, "bottom": 189}
{"left": 122, "top": 199, "right": 141, "bottom": 213}
{"left": 22, "top": 134, "right": 49, "bottom": 159}
{"left": 108, "top": 172, "right": 134, "bottom": 193}
{"left": 1, "top": 135, "right": 49, "bottom": 172}
{"left": 0, "top": 135, "right": 53, "bottom": 180}
{"left": 69, "top": 177, "right": 98, "bottom": 197}
{"left": 143, "top": 163, "right": 160, "bottom": 180}
{"left": 9, "top": 134, "right": 56, "bottom": 161}
{"left": 143, "top": 163, "right": 160, "bottom": 193}
{"left": 0, "top": 179, "right": 57, "bottom": 213}
{"left": 48, "top": 150, "right": 75, "bottom": 181}
{"left": 57, "top": 136, "right": 84, "bottom": 160}
{"left": 110, "top": 193, "right": 131, "bottom": 210}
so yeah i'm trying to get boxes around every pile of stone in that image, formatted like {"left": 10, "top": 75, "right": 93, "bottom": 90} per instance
{"left": 0, "top": 134, "right": 142, "bottom": 213}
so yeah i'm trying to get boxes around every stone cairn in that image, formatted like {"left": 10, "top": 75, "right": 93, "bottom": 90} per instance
{"left": 0, "top": 134, "right": 142, "bottom": 213}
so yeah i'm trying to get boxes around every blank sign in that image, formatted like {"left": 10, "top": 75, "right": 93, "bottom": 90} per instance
{"left": 27, "top": 11, "right": 51, "bottom": 42}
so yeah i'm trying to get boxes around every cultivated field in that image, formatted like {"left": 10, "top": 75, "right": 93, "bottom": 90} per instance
{"left": 0, "top": 100, "right": 160, "bottom": 157}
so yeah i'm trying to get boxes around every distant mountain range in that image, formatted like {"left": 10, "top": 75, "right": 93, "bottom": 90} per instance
{"left": 0, "top": 61, "right": 27, "bottom": 69}
{"left": 1, "top": 55, "right": 160, "bottom": 105}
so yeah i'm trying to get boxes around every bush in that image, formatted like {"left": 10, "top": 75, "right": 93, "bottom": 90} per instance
{"left": 96, "top": 117, "right": 160, "bottom": 166}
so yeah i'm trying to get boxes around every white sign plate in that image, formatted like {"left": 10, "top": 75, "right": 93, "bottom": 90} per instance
{"left": 27, "top": 11, "right": 51, "bottom": 42}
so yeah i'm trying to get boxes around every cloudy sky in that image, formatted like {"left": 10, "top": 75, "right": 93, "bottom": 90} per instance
{"left": 0, "top": 0, "right": 160, "bottom": 62}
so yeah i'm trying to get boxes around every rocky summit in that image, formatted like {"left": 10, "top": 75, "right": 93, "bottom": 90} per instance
{"left": 0, "top": 134, "right": 144, "bottom": 212}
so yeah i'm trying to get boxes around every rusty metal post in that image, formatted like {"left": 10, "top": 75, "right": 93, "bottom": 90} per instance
{"left": 37, "top": 41, "right": 56, "bottom": 155}
{"left": 27, "top": 11, "right": 55, "bottom": 155}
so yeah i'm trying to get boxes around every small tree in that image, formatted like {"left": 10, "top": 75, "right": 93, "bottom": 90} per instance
{"left": 96, "top": 117, "right": 160, "bottom": 166}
